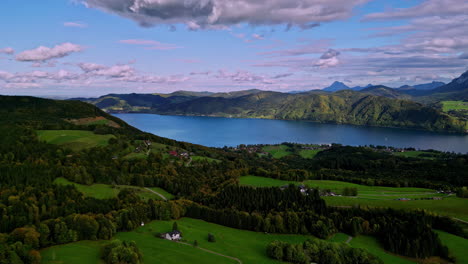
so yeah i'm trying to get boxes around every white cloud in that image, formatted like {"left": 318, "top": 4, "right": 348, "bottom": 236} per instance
{"left": 64, "top": 22, "right": 88, "bottom": 28}
{"left": 16, "top": 43, "right": 84, "bottom": 62}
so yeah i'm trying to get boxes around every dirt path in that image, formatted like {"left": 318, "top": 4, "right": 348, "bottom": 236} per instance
{"left": 144, "top": 187, "right": 167, "bottom": 201}
{"left": 453, "top": 218, "right": 468, "bottom": 224}
{"left": 177, "top": 241, "right": 242, "bottom": 264}
{"left": 345, "top": 236, "right": 353, "bottom": 244}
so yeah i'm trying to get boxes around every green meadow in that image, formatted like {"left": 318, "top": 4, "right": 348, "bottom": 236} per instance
{"left": 441, "top": 100, "right": 468, "bottom": 112}
{"left": 37, "top": 130, "right": 114, "bottom": 151}
{"left": 239, "top": 176, "right": 468, "bottom": 221}
{"left": 324, "top": 195, "right": 468, "bottom": 222}
{"left": 191, "top": 155, "right": 221, "bottom": 163}
{"left": 41, "top": 218, "right": 316, "bottom": 264}
{"left": 262, "top": 145, "right": 292, "bottom": 159}
{"left": 40, "top": 218, "right": 466, "bottom": 264}
{"left": 393, "top": 151, "right": 439, "bottom": 159}
{"left": 349, "top": 236, "right": 415, "bottom": 264}
{"left": 298, "top": 149, "right": 322, "bottom": 159}
{"left": 435, "top": 230, "right": 468, "bottom": 264}
{"left": 53, "top": 177, "right": 173, "bottom": 201}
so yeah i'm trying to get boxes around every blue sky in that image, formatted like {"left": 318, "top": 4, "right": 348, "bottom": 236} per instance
{"left": 0, "top": 0, "right": 467, "bottom": 96}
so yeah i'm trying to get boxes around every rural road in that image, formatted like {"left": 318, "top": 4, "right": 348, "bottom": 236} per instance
{"left": 177, "top": 241, "right": 242, "bottom": 264}
{"left": 144, "top": 187, "right": 167, "bottom": 201}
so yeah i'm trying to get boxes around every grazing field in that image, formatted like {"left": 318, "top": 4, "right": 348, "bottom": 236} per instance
{"left": 327, "top": 232, "right": 349, "bottom": 243}
{"left": 262, "top": 145, "right": 292, "bottom": 159}
{"left": 53, "top": 177, "right": 173, "bottom": 201}
{"left": 435, "top": 230, "right": 468, "bottom": 264}
{"left": 41, "top": 240, "right": 105, "bottom": 264}
{"left": 37, "top": 130, "right": 114, "bottom": 151}
{"left": 41, "top": 218, "right": 316, "bottom": 264}
{"left": 393, "top": 151, "right": 438, "bottom": 159}
{"left": 240, "top": 176, "right": 434, "bottom": 195}
{"left": 324, "top": 196, "right": 468, "bottom": 222}
{"left": 349, "top": 236, "right": 415, "bottom": 264}
{"left": 123, "top": 152, "right": 148, "bottom": 160}
{"left": 239, "top": 176, "right": 468, "bottom": 221}
{"left": 441, "top": 100, "right": 468, "bottom": 112}
{"left": 191, "top": 156, "right": 221, "bottom": 163}
{"left": 41, "top": 218, "right": 426, "bottom": 264}
{"left": 239, "top": 175, "right": 296, "bottom": 187}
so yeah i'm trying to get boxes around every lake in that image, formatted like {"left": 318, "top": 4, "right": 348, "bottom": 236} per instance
{"left": 114, "top": 113, "right": 468, "bottom": 153}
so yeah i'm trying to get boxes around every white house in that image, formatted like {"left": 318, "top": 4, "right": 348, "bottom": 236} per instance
{"left": 162, "top": 230, "right": 181, "bottom": 241}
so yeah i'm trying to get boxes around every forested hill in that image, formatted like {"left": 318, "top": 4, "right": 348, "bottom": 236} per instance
{"left": 76, "top": 90, "right": 467, "bottom": 133}
{"left": 0, "top": 95, "right": 131, "bottom": 130}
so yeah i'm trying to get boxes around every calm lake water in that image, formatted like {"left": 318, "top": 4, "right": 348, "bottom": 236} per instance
{"left": 114, "top": 113, "right": 468, "bottom": 153}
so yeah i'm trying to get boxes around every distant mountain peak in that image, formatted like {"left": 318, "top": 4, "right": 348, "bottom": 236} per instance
{"left": 323, "top": 81, "right": 350, "bottom": 92}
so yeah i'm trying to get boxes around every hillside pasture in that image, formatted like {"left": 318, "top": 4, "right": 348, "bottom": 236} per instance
{"left": 262, "top": 145, "right": 292, "bottom": 159}
{"left": 435, "top": 230, "right": 468, "bottom": 264}
{"left": 41, "top": 218, "right": 316, "bottom": 264}
{"left": 441, "top": 100, "right": 468, "bottom": 112}
{"left": 37, "top": 130, "right": 114, "bottom": 151}
{"left": 298, "top": 149, "right": 322, "bottom": 159}
{"left": 53, "top": 177, "right": 173, "bottom": 201}
{"left": 239, "top": 176, "right": 468, "bottom": 221}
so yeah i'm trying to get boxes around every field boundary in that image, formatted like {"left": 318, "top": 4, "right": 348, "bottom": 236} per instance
{"left": 176, "top": 241, "right": 242, "bottom": 264}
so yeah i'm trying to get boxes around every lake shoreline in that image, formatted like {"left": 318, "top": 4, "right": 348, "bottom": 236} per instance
{"left": 113, "top": 113, "right": 468, "bottom": 153}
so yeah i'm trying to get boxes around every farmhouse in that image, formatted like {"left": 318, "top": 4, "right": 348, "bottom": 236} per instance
{"left": 161, "top": 230, "right": 182, "bottom": 241}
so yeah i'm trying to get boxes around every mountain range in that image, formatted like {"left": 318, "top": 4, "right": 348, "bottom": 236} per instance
{"left": 74, "top": 70, "right": 468, "bottom": 133}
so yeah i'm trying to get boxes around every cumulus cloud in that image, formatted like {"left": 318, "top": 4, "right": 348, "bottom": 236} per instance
{"left": 0, "top": 47, "right": 15, "bottom": 55}
{"left": 64, "top": 21, "right": 88, "bottom": 28}
{"left": 84, "top": 0, "right": 368, "bottom": 29}
{"left": 16, "top": 43, "right": 84, "bottom": 62}
{"left": 119, "top": 39, "right": 181, "bottom": 50}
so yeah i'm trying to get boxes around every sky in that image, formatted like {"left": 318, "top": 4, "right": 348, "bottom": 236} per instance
{"left": 0, "top": 0, "right": 467, "bottom": 97}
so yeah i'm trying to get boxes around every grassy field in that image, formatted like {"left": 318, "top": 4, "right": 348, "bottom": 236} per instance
{"left": 239, "top": 176, "right": 468, "bottom": 221}
{"left": 327, "top": 232, "right": 349, "bottom": 243}
{"left": 324, "top": 196, "right": 468, "bottom": 222}
{"left": 262, "top": 145, "right": 292, "bottom": 159}
{"left": 41, "top": 240, "right": 105, "bottom": 264}
{"left": 240, "top": 176, "right": 434, "bottom": 194}
{"left": 435, "top": 230, "right": 468, "bottom": 264}
{"left": 298, "top": 149, "right": 322, "bottom": 159}
{"left": 349, "top": 236, "right": 415, "bottom": 264}
{"left": 191, "top": 156, "right": 221, "bottom": 163}
{"left": 393, "top": 151, "right": 439, "bottom": 159}
{"left": 37, "top": 130, "right": 114, "bottom": 151}
{"left": 54, "top": 178, "right": 173, "bottom": 201}
{"left": 41, "top": 218, "right": 315, "bottom": 264}
{"left": 441, "top": 100, "right": 468, "bottom": 112}
{"left": 40, "top": 219, "right": 468, "bottom": 264}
